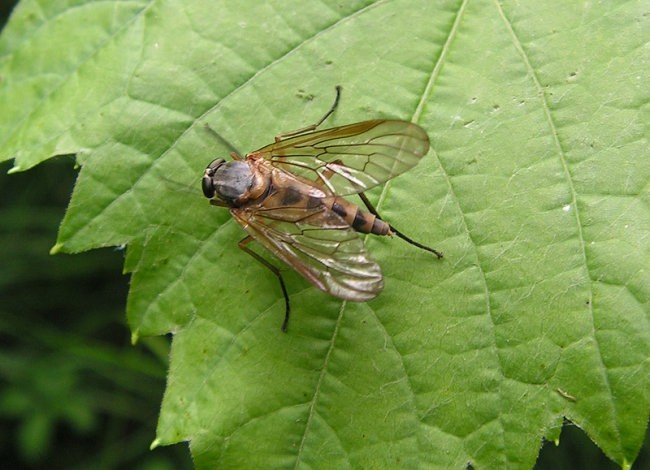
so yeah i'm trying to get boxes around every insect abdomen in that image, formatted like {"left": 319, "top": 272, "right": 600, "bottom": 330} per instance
{"left": 326, "top": 197, "right": 390, "bottom": 236}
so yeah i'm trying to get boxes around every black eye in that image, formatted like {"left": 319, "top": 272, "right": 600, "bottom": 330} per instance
{"left": 207, "top": 158, "right": 225, "bottom": 171}
{"left": 202, "top": 159, "right": 225, "bottom": 198}
{"left": 202, "top": 174, "right": 215, "bottom": 198}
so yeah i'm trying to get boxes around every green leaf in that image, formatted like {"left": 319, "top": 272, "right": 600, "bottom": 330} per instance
{"left": 2, "top": 0, "right": 648, "bottom": 468}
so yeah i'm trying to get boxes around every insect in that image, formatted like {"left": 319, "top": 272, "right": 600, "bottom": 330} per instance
{"left": 202, "top": 86, "right": 442, "bottom": 331}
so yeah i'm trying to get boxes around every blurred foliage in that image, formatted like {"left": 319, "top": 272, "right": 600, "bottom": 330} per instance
{"left": 537, "top": 421, "right": 649, "bottom": 470}
{"left": 0, "top": 158, "right": 192, "bottom": 469}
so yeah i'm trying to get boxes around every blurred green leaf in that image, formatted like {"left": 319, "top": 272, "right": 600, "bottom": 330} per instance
{"left": 0, "top": 153, "right": 190, "bottom": 467}
{"left": 1, "top": 0, "right": 648, "bottom": 468}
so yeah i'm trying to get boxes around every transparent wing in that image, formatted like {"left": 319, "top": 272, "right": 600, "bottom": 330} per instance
{"left": 253, "top": 120, "right": 430, "bottom": 196}
{"left": 231, "top": 205, "right": 383, "bottom": 301}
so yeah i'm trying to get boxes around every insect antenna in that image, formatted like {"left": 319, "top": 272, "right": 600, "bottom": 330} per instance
{"left": 202, "top": 123, "right": 244, "bottom": 159}
{"left": 357, "top": 192, "right": 443, "bottom": 259}
{"left": 159, "top": 176, "right": 198, "bottom": 195}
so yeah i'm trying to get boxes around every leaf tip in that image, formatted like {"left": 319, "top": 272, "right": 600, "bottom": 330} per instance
{"left": 131, "top": 330, "right": 140, "bottom": 345}
{"left": 50, "top": 243, "right": 64, "bottom": 255}
{"left": 7, "top": 165, "right": 22, "bottom": 174}
{"left": 150, "top": 438, "right": 161, "bottom": 450}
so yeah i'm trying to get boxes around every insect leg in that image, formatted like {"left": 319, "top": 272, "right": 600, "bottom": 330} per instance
{"left": 238, "top": 236, "right": 292, "bottom": 332}
{"left": 275, "top": 86, "right": 342, "bottom": 141}
{"left": 357, "top": 192, "right": 444, "bottom": 259}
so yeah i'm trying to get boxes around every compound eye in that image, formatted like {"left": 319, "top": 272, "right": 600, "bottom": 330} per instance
{"left": 202, "top": 175, "right": 215, "bottom": 198}
{"left": 207, "top": 158, "right": 225, "bottom": 171}
{"left": 201, "top": 158, "right": 225, "bottom": 198}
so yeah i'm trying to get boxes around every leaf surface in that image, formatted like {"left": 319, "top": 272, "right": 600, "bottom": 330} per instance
{"left": 1, "top": 0, "right": 648, "bottom": 468}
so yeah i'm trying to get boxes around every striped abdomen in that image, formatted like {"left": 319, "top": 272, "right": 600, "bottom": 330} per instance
{"left": 322, "top": 196, "right": 390, "bottom": 236}
{"left": 257, "top": 170, "right": 391, "bottom": 236}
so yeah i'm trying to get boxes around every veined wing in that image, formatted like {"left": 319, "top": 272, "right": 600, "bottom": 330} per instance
{"left": 253, "top": 120, "right": 430, "bottom": 196}
{"left": 231, "top": 205, "right": 383, "bottom": 301}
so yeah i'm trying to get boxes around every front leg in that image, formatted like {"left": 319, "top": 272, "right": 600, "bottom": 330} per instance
{"left": 238, "top": 236, "right": 291, "bottom": 332}
{"left": 210, "top": 199, "right": 229, "bottom": 207}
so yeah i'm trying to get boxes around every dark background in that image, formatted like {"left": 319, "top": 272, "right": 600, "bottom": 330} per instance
{"left": 0, "top": 2, "right": 647, "bottom": 469}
